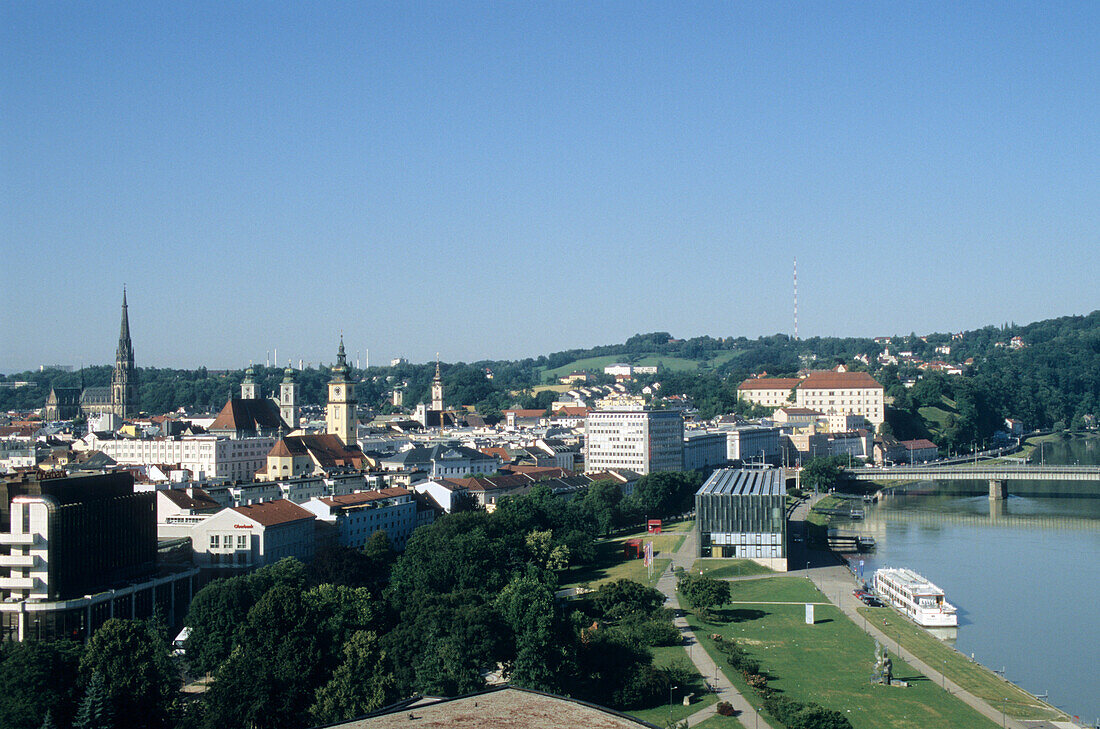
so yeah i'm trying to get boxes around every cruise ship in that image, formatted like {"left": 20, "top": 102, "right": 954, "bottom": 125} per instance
{"left": 872, "top": 568, "right": 958, "bottom": 627}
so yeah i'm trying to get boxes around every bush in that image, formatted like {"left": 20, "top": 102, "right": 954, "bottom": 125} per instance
{"left": 716, "top": 701, "right": 735, "bottom": 716}
{"left": 618, "top": 618, "right": 681, "bottom": 647}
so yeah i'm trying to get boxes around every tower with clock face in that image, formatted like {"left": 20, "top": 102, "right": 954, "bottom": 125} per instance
{"left": 326, "top": 337, "right": 357, "bottom": 445}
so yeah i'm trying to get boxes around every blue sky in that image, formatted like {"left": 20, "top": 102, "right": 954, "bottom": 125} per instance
{"left": 2, "top": 2, "right": 1098, "bottom": 371}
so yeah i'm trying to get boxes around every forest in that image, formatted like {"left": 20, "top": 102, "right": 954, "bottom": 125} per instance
{"left": 4, "top": 311, "right": 1098, "bottom": 442}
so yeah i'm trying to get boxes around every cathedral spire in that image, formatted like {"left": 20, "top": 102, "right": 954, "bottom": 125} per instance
{"left": 116, "top": 287, "right": 132, "bottom": 361}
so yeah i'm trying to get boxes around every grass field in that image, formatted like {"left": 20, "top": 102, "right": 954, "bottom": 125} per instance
{"left": 626, "top": 644, "right": 719, "bottom": 726}
{"left": 558, "top": 521, "right": 691, "bottom": 590}
{"left": 683, "top": 576, "right": 1002, "bottom": 729}
{"left": 692, "top": 715, "right": 746, "bottom": 729}
{"left": 855, "top": 606, "right": 1066, "bottom": 721}
{"left": 690, "top": 559, "right": 775, "bottom": 579}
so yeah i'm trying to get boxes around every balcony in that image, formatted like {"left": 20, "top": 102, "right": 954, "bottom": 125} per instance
{"left": 0, "top": 576, "right": 37, "bottom": 590}
{"left": 0, "top": 554, "right": 37, "bottom": 568}
{"left": 0, "top": 533, "right": 36, "bottom": 546}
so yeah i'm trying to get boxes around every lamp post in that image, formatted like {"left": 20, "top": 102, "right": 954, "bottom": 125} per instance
{"left": 669, "top": 684, "right": 678, "bottom": 726}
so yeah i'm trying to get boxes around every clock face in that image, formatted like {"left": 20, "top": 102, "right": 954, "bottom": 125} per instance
{"left": 334, "top": 387, "right": 341, "bottom": 396}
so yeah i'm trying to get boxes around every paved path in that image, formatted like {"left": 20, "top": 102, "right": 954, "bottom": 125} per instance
{"left": 655, "top": 527, "right": 774, "bottom": 729}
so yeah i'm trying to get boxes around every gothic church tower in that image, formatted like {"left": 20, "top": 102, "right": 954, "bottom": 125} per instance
{"left": 111, "top": 288, "right": 138, "bottom": 418}
{"left": 326, "top": 337, "right": 357, "bottom": 445}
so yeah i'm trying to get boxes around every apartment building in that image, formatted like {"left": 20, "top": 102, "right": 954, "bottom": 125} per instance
{"left": 584, "top": 409, "right": 684, "bottom": 475}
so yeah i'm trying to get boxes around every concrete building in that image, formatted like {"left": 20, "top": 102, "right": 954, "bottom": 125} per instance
{"left": 794, "top": 371, "right": 884, "bottom": 427}
{"left": 695, "top": 468, "right": 786, "bottom": 571}
{"left": 379, "top": 444, "right": 499, "bottom": 479}
{"left": 736, "top": 378, "right": 800, "bottom": 408}
{"left": 81, "top": 433, "right": 275, "bottom": 482}
{"left": 0, "top": 472, "right": 197, "bottom": 641}
{"left": 739, "top": 371, "right": 885, "bottom": 427}
{"left": 725, "top": 426, "right": 781, "bottom": 465}
{"left": 302, "top": 487, "right": 418, "bottom": 552}
{"left": 683, "top": 432, "right": 728, "bottom": 471}
{"left": 584, "top": 409, "right": 684, "bottom": 475}
{"left": 192, "top": 499, "right": 316, "bottom": 570}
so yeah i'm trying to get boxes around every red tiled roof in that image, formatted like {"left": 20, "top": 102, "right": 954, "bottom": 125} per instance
{"left": 503, "top": 409, "right": 546, "bottom": 418}
{"left": 552, "top": 406, "right": 589, "bottom": 416}
{"left": 210, "top": 398, "right": 287, "bottom": 433}
{"left": 737, "top": 378, "right": 801, "bottom": 391}
{"left": 901, "top": 439, "right": 938, "bottom": 450}
{"left": 798, "top": 371, "right": 883, "bottom": 390}
{"left": 231, "top": 499, "right": 315, "bottom": 527}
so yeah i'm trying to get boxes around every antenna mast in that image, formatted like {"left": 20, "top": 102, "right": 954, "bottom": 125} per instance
{"left": 793, "top": 257, "right": 799, "bottom": 341}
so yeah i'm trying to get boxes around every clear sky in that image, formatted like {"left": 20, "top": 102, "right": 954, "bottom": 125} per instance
{"left": 2, "top": 2, "right": 1098, "bottom": 371}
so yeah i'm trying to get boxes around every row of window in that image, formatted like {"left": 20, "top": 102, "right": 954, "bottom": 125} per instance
{"left": 209, "top": 534, "right": 249, "bottom": 549}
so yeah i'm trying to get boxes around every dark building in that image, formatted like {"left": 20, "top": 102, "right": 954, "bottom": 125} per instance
{"left": 695, "top": 468, "right": 787, "bottom": 570}
{"left": 0, "top": 471, "right": 195, "bottom": 642}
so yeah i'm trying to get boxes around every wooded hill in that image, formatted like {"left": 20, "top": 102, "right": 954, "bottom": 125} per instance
{"left": 4, "top": 312, "right": 1097, "bottom": 450}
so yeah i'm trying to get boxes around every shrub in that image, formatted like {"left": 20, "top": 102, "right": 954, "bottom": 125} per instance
{"left": 716, "top": 701, "right": 735, "bottom": 716}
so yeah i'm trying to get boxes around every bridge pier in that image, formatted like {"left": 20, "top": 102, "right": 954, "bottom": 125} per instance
{"left": 989, "top": 479, "right": 1007, "bottom": 500}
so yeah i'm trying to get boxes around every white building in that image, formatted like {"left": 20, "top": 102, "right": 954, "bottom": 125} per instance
{"left": 603, "top": 363, "right": 633, "bottom": 378}
{"left": 192, "top": 500, "right": 316, "bottom": 570}
{"left": 794, "top": 371, "right": 884, "bottom": 427}
{"left": 736, "top": 378, "right": 800, "bottom": 408}
{"left": 79, "top": 433, "right": 275, "bottom": 482}
{"left": 584, "top": 409, "right": 684, "bottom": 475}
{"left": 302, "top": 487, "right": 417, "bottom": 551}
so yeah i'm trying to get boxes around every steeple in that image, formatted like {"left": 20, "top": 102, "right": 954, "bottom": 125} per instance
{"left": 241, "top": 362, "right": 258, "bottom": 399}
{"left": 331, "top": 335, "right": 349, "bottom": 383}
{"left": 431, "top": 353, "right": 444, "bottom": 412}
{"left": 111, "top": 287, "right": 138, "bottom": 418}
{"left": 116, "top": 286, "right": 133, "bottom": 364}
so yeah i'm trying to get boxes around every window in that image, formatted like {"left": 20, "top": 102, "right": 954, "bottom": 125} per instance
{"left": 237, "top": 534, "right": 247, "bottom": 548}
{"left": 210, "top": 534, "right": 220, "bottom": 548}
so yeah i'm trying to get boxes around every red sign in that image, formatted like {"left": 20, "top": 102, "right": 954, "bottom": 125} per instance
{"left": 233, "top": 524, "right": 253, "bottom": 529}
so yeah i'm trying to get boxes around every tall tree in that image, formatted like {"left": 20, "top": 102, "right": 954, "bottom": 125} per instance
{"left": 309, "top": 631, "right": 397, "bottom": 725}
{"left": 72, "top": 671, "right": 114, "bottom": 729}
{"left": 0, "top": 640, "right": 83, "bottom": 729}
{"left": 80, "top": 620, "right": 178, "bottom": 729}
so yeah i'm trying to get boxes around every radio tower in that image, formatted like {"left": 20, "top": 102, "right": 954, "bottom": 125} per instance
{"left": 793, "top": 257, "right": 799, "bottom": 341}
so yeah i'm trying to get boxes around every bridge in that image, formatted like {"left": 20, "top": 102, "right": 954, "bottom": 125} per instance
{"left": 844, "top": 464, "right": 1100, "bottom": 499}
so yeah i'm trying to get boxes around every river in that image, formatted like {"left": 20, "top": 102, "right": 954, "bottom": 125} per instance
{"left": 835, "top": 436, "right": 1100, "bottom": 724}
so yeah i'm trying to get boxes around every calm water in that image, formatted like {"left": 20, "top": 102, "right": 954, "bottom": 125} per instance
{"left": 838, "top": 437, "right": 1100, "bottom": 723}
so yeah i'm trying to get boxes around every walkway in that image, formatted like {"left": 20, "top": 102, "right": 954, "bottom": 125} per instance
{"left": 655, "top": 526, "right": 774, "bottom": 729}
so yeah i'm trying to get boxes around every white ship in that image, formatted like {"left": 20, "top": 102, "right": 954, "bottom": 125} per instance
{"left": 872, "top": 568, "right": 958, "bottom": 627}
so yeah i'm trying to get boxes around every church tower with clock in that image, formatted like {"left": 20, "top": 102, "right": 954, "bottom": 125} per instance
{"left": 326, "top": 337, "right": 357, "bottom": 446}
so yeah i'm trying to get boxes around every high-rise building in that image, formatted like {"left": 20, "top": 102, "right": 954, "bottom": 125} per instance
{"left": 584, "top": 409, "right": 684, "bottom": 475}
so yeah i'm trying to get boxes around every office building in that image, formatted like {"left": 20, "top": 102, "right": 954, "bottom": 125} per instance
{"left": 695, "top": 468, "right": 787, "bottom": 571}
{"left": 584, "top": 409, "right": 684, "bottom": 475}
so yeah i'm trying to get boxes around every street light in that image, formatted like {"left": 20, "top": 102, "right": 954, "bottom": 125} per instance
{"left": 669, "top": 684, "right": 679, "bottom": 725}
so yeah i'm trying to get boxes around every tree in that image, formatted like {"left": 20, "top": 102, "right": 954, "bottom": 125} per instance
{"left": 677, "top": 573, "right": 730, "bottom": 619}
{"left": 80, "top": 619, "right": 178, "bottom": 729}
{"left": 494, "top": 574, "right": 559, "bottom": 691}
{"left": 582, "top": 480, "right": 626, "bottom": 535}
{"left": 0, "top": 639, "right": 82, "bottom": 729}
{"left": 799, "top": 456, "right": 846, "bottom": 493}
{"left": 593, "top": 579, "right": 666, "bottom": 622}
{"left": 309, "top": 631, "right": 397, "bottom": 724}
{"left": 72, "top": 671, "right": 114, "bottom": 729}
{"left": 183, "top": 575, "right": 259, "bottom": 674}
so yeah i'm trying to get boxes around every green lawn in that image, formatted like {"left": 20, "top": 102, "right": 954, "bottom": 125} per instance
{"left": 684, "top": 576, "right": 1001, "bottom": 729}
{"left": 692, "top": 715, "right": 746, "bottom": 729}
{"left": 625, "top": 645, "right": 719, "bottom": 726}
{"left": 855, "top": 606, "right": 1066, "bottom": 722}
{"left": 690, "top": 559, "right": 775, "bottom": 579}
{"left": 540, "top": 352, "right": 735, "bottom": 380}
{"left": 558, "top": 521, "right": 690, "bottom": 589}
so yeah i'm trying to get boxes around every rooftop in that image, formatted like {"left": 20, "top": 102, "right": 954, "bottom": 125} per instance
{"left": 335, "top": 686, "right": 658, "bottom": 729}
{"left": 697, "top": 468, "right": 786, "bottom": 497}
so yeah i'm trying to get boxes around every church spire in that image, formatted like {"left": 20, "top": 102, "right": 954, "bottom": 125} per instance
{"left": 116, "top": 287, "right": 132, "bottom": 362}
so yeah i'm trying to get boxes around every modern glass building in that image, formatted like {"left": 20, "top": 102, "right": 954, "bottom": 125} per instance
{"left": 695, "top": 468, "right": 787, "bottom": 571}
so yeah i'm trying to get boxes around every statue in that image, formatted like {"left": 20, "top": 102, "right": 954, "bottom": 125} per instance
{"left": 872, "top": 641, "right": 893, "bottom": 685}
